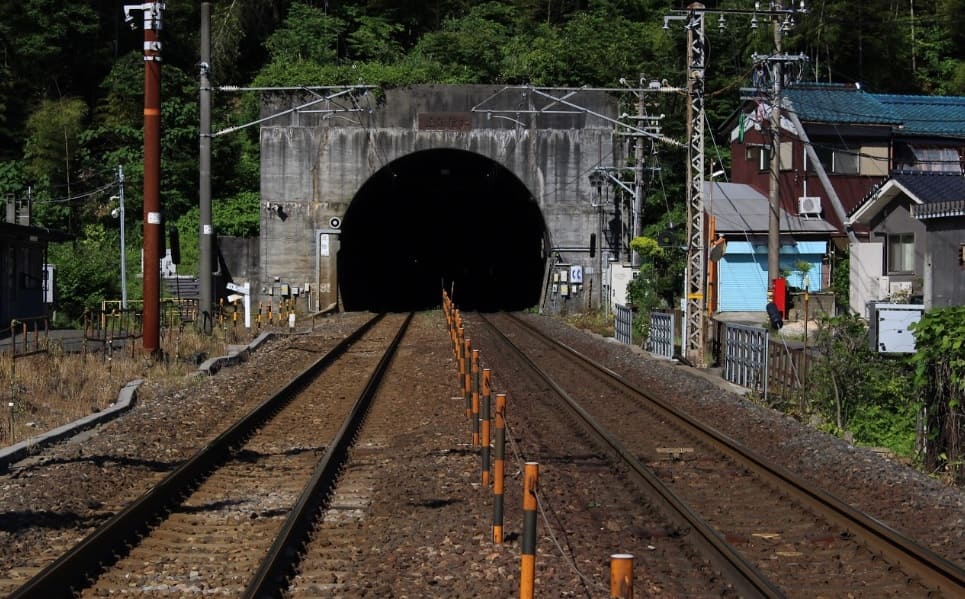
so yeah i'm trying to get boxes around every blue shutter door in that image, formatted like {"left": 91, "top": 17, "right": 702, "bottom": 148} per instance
{"left": 718, "top": 254, "right": 768, "bottom": 311}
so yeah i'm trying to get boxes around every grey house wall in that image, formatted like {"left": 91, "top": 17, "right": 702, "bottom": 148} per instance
{"left": 259, "top": 85, "right": 622, "bottom": 313}
{"left": 868, "top": 197, "right": 927, "bottom": 298}
{"left": 923, "top": 216, "right": 965, "bottom": 308}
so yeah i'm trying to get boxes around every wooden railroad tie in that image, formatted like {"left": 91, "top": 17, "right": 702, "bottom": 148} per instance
{"left": 655, "top": 447, "right": 695, "bottom": 461}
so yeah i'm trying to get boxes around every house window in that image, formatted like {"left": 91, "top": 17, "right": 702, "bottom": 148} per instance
{"left": 908, "top": 145, "right": 960, "bottom": 173}
{"left": 814, "top": 145, "right": 860, "bottom": 175}
{"left": 887, "top": 233, "right": 915, "bottom": 274}
{"left": 746, "top": 145, "right": 770, "bottom": 172}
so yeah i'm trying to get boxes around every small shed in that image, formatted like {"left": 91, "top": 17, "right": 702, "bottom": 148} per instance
{"left": 0, "top": 222, "right": 70, "bottom": 327}
{"left": 707, "top": 182, "right": 837, "bottom": 312}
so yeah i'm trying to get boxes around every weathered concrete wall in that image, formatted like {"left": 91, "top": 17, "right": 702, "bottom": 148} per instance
{"left": 259, "top": 84, "right": 622, "bottom": 312}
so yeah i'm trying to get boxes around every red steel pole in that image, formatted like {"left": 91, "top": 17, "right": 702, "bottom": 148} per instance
{"left": 129, "top": 2, "right": 165, "bottom": 355}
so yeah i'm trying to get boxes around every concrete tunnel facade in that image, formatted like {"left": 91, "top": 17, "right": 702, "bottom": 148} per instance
{"left": 258, "top": 85, "right": 626, "bottom": 314}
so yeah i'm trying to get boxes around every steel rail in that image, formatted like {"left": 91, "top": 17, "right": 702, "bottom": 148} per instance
{"left": 478, "top": 313, "right": 783, "bottom": 599}
{"left": 243, "top": 312, "right": 413, "bottom": 597}
{"left": 10, "top": 313, "right": 387, "bottom": 598}
{"left": 502, "top": 312, "right": 965, "bottom": 597}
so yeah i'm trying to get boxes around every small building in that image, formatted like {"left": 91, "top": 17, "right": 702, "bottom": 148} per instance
{"left": 725, "top": 83, "right": 965, "bottom": 315}
{"left": 0, "top": 217, "right": 70, "bottom": 330}
{"left": 706, "top": 181, "right": 836, "bottom": 313}
{"left": 848, "top": 171, "right": 965, "bottom": 311}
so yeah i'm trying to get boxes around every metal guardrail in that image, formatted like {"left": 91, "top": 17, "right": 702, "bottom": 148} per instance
{"left": 614, "top": 304, "right": 633, "bottom": 345}
{"left": 721, "top": 322, "right": 769, "bottom": 400}
{"left": 0, "top": 317, "right": 51, "bottom": 357}
{"left": 649, "top": 312, "right": 674, "bottom": 360}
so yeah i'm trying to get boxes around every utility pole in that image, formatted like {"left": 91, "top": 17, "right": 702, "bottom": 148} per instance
{"left": 751, "top": 20, "right": 809, "bottom": 299}
{"left": 118, "top": 166, "right": 127, "bottom": 309}
{"left": 199, "top": 1, "right": 213, "bottom": 333}
{"left": 686, "top": 4, "right": 707, "bottom": 367}
{"left": 632, "top": 90, "right": 645, "bottom": 269}
{"left": 768, "top": 2, "right": 784, "bottom": 299}
{"left": 664, "top": 1, "right": 808, "bottom": 367}
{"left": 125, "top": 2, "right": 165, "bottom": 356}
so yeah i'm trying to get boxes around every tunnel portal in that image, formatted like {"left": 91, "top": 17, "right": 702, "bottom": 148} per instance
{"left": 338, "top": 149, "right": 547, "bottom": 312}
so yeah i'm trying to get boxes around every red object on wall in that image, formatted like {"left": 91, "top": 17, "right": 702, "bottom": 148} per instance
{"left": 772, "top": 278, "right": 788, "bottom": 318}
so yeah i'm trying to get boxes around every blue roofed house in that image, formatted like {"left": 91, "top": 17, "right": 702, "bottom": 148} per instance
{"left": 721, "top": 83, "right": 964, "bottom": 317}
{"left": 847, "top": 94, "right": 965, "bottom": 311}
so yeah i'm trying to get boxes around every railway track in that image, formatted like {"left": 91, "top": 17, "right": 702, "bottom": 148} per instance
{"left": 471, "top": 311, "right": 965, "bottom": 597}
{"left": 10, "top": 312, "right": 412, "bottom": 598}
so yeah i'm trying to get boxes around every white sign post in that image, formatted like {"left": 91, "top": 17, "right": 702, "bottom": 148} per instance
{"left": 226, "top": 281, "right": 251, "bottom": 328}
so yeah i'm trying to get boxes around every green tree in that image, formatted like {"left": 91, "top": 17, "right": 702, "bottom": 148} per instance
{"left": 412, "top": 3, "right": 516, "bottom": 82}
{"left": 47, "top": 223, "right": 124, "bottom": 325}
{"left": 911, "top": 307, "right": 965, "bottom": 483}
{"left": 174, "top": 191, "right": 261, "bottom": 275}
{"left": 23, "top": 98, "right": 89, "bottom": 234}
{"left": 0, "top": 0, "right": 105, "bottom": 155}
{"left": 265, "top": 2, "right": 344, "bottom": 64}
{"left": 809, "top": 314, "right": 917, "bottom": 450}
{"left": 626, "top": 235, "right": 674, "bottom": 343}
{"left": 345, "top": 9, "right": 405, "bottom": 63}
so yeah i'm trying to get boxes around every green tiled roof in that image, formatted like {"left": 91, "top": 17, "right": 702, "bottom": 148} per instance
{"left": 782, "top": 83, "right": 901, "bottom": 125}
{"left": 873, "top": 94, "right": 965, "bottom": 137}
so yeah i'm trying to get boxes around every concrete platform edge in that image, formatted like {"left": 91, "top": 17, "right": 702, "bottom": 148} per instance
{"left": 0, "top": 378, "right": 144, "bottom": 472}
{"left": 1, "top": 331, "right": 277, "bottom": 472}
{"left": 198, "top": 332, "right": 275, "bottom": 375}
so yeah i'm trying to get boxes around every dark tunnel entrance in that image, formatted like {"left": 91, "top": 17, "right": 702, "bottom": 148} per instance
{"left": 338, "top": 149, "right": 548, "bottom": 312}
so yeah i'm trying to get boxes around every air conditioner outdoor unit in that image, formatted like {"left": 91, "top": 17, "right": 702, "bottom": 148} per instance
{"left": 798, "top": 196, "right": 822, "bottom": 215}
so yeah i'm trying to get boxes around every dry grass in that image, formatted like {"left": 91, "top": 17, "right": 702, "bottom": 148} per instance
{"left": 561, "top": 310, "right": 615, "bottom": 338}
{"left": 0, "top": 325, "right": 254, "bottom": 448}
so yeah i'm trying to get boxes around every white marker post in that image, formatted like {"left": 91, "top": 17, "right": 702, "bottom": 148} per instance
{"left": 225, "top": 281, "right": 251, "bottom": 328}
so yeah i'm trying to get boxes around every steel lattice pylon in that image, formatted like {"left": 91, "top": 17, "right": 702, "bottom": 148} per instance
{"left": 685, "top": 7, "right": 706, "bottom": 366}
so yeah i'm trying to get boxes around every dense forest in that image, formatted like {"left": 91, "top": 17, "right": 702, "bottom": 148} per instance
{"left": 0, "top": 0, "right": 962, "bottom": 320}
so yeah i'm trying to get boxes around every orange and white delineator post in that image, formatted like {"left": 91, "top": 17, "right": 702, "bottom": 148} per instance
{"left": 471, "top": 350, "right": 481, "bottom": 446}
{"left": 610, "top": 553, "right": 634, "bottom": 598}
{"left": 463, "top": 338, "right": 472, "bottom": 418}
{"left": 492, "top": 393, "right": 507, "bottom": 544}
{"left": 519, "top": 462, "right": 539, "bottom": 599}
{"left": 480, "top": 369, "right": 492, "bottom": 485}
